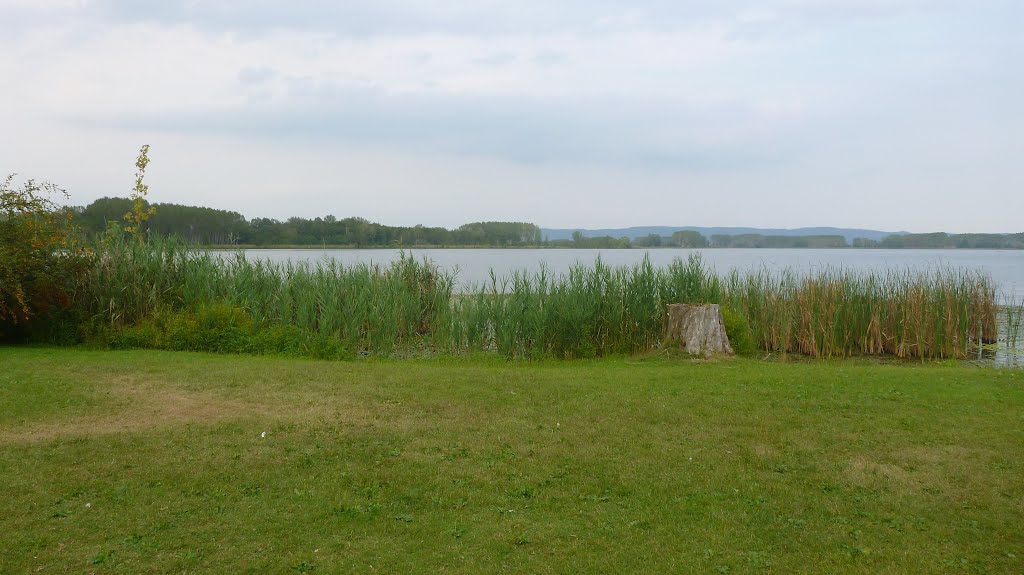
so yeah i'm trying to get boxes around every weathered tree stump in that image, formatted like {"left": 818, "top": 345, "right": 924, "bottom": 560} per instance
{"left": 665, "top": 304, "right": 734, "bottom": 358}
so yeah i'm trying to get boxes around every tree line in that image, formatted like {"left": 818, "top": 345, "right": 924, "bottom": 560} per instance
{"left": 550, "top": 232, "right": 847, "bottom": 249}
{"left": 74, "top": 197, "right": 542, "bottom": 247}
{"left": 72, "top": 196, "right": 1024, "bottom": 249}
{"left": 854, "top": 232, "right": 1024, "bottom": 250}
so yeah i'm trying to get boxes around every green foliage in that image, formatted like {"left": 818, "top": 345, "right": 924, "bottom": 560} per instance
{"left": 123, "top": 144, "right": 156, "bottom": 238}
{"left": 455, "top": 253, "right": 718, "bottom": 359}
{"left": 0, "top": 175, "right": 91, "bottom": 339}
{"left": 633, "top": 233, "right": 664, "bottom": 247}
{"left": 73, "top": 237, "right": 713, "bottom": 359}
{"left": 60, "top": 238, "right": 1000, "bottom": 361}
{"left": 76, "top": 197, "right": 544, "bottom": 247}
{"left": 671, "top": 230, "right": 710, "bottom": 248}
{"left": 551, "top": 233, "right": 631, "bottom": 248}
{"left": 454, "top": 221, "right": 542, "bottom": 246}
{"left": 79, "top": 197, "right": 247, "bottom": 245}
{"left": 76, "top": 235, "right": 453, "bottom": 356}
{"left": 76, "top": 196, "right": 135, "bottom": 233}
{"left": 111, "top": 304, "right": 351, "bottom": 359}
{"left": 476, "top": 257, "right": 992, "bottom": 360}
{"left": 711, "top": 234, "right": 848, "bottom": 248}
{"left": 879, "top": 232, "right": 1024, "bottom": 249}
{"left": 721, "top": 306, "right": 755, "bottom": 356}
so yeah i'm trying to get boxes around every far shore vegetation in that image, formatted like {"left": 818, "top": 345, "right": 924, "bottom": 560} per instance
{"left": 73, "top": 195, "right": 1024, "bottom": 249}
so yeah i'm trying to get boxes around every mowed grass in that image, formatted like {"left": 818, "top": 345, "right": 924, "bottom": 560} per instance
{"left": 1, "top": 348, "right": 1022, "bottom": 574}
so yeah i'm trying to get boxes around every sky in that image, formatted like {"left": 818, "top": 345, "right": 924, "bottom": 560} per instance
{"left": 1, "top": 0, "right": 1020, "bottom": 232}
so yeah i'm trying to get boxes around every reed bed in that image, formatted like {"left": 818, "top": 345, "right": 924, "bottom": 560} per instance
{"left": 78, "top": 237, "right": 999, "bottom": 360}
{"left": 724, "top": 267, "right": 997, "bottom": 359}
{"left": 452, "top": 256, "right": 722, "bottom": 358}
{"left": 82, "top": 235, "right": 455, "bottom": 355}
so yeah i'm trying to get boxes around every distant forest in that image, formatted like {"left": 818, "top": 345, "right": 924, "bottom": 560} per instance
{"left": 75, "top": 197, "right": 542, "bottom": 247}
{"left": 72, "top": 197, "right": 1024, "bottom": 249}
{"left": 855, "top": 233, "right": 1024, "bottom": 249}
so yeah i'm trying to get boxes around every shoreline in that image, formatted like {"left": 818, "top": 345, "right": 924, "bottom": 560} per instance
{"left": 200, "top": 244, "right": 1024, "bottom": 251}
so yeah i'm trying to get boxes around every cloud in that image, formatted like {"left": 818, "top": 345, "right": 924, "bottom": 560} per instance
{"left": 1, "top": 0, "right": 1020, "bottom": 232}
{"left": 56, "top": 1, "right": 734, "bottom": 35}
{"left": 473, "top": 51, "right": 517, "bottom": 67}
{"left": 5, "top": 0, "right": 958, "bottom": 37}
{"left": 8, "top": 15, "right": 791, "bottom": 168}
{"left": 89, "top": 87, "right": 796, "bottom": 169}
{"left": 237, "top": 66, "right": 278, "bottom": 86}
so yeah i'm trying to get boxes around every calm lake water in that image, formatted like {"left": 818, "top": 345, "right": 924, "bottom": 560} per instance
{"left": 230, "top": 248, "right": 1024, "bottom": 301}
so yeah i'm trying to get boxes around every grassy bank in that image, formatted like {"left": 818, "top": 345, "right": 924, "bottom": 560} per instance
{"left": 62, "top": 236, "right": 999, "bottom": 360}
{"left": 1, "top": 348, "right": 1022, "bottom": 573}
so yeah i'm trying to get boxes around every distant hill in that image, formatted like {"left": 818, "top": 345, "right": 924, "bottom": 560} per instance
{"left": 540, "top": 226, "right": 907, "bottom": 244}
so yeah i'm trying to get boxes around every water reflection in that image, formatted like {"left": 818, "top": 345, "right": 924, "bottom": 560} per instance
{"left": 971, "top": 311, "right": 1023, "bottom": 368}
{"left": 973, "top": 344, "right": 1021, "bottom": 368}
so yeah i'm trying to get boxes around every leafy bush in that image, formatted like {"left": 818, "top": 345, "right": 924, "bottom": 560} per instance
{"left": 0, "top": 175, "right": 91, "bottom": 341}
{"left": 721, "top": 306, "right": 756, "bottom": 357}
{"left": 110, "top": 304, "right": 351, "bottom": 359}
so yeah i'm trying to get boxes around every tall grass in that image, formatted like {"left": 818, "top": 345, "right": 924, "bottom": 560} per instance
{"left": 75, "top": 237, "right": 999, "bottom": 360}
{"left": 452, "top": 256, "right": 721, "bottom": 358}
{"left": 81, "top": 234, "right": 455, "bottom": 355}
{"left": 725, "top": 267, "right": 996, "bottom": 359}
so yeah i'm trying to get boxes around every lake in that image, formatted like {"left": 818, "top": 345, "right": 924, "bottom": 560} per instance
{"left": 228, "top": 248, "right": 1024, "bottom": 301}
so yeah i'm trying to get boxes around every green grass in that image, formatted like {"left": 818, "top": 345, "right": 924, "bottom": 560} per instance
{"left": 1, "top": 347, "right": 1022, "bottom": 573}
{"left": 0, "top": 368, "right": 116, "bottom": 426}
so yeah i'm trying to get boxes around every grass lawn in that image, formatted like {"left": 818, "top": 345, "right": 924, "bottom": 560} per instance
{"left": 1, "top": 348, "right": 1022, "bottom": 574}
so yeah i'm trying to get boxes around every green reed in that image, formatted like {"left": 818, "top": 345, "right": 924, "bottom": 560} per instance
{"left": 448, "top": 255, "right": 721, "bottom": 358}
{"left": 81, "top": 235, "right": 455, "bottom": 355}
{"left": 78, "top": 238, "right": 998, "bottom": 360}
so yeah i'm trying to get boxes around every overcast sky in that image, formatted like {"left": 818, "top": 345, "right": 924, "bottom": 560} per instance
{"left": 1, "top": 0, "right": 1020, "bottom": 232}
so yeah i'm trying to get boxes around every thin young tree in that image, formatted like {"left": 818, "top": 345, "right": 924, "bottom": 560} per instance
{"left": 123, "top": 144, "right": 156, "bottom": 239}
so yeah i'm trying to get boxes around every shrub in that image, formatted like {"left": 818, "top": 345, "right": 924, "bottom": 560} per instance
{"left": 110, "top": 304, "right": 352, "bottom": 359}
{"left": 721, "top": 306, "right": 755, "bottom": 357}
{"left": 0, "top": 175, "right": 91, "bottom": 341}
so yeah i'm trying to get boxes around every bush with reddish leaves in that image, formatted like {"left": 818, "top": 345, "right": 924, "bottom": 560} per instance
{"left": 0, "top": 175, "right": 91, "bottom": 340}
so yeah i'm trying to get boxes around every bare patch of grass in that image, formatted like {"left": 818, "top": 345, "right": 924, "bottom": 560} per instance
{"left": 845, "top": 457, "right": 916, "bottom": 491}
{"left": 0, "top": 379, "right": 261, "bottom": 444}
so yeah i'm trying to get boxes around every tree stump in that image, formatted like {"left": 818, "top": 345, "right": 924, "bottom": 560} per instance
{"left": 665, "top": 304, "right": 734, "bottom": 358}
